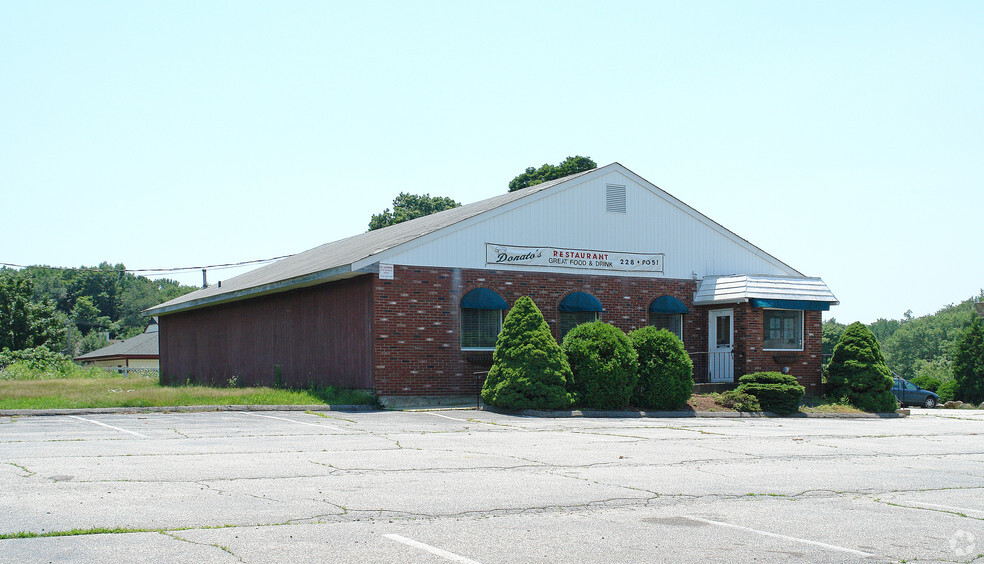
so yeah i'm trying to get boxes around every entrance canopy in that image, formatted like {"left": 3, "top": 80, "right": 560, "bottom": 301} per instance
{"left": 694, "top": 275, "right": 838, "bottom": 309}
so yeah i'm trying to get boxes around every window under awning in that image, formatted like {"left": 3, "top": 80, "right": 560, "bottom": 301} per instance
{"left": 460, "top": 288, "right": 507, "bottom": 310}
{"left": 650, "top": 295, "right": 689, "bottom": 314}
{"left": 750, "top": 298, "right": 831, "bottom": 311}
{"left": 559, "top": 292, "right": 603, "bottom": 312}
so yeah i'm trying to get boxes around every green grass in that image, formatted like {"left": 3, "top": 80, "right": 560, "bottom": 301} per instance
{"left": 799, "top": 396, "right": 865, "bottom": 414}
{"left": 0, "top": 362, "right": 378, "bottom": 409}
{"left": 0, "top": 527, "right": 156, "bottom": 540}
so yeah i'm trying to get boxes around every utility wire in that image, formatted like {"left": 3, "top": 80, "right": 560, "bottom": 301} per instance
{"left": 0, "top": 254, "right": 295, "bottom": 275}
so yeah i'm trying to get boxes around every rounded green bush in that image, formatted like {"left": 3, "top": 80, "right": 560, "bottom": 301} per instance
{"left": 628, "top": 327, "right": 694, "bottom": 410}
{"left": 737, "top": 371, "right": 804, "bottom": 415}
{"left": 716, "top": 389, "right": 761, "bottom": 412}
{"left": 937, "top": 379, "right": 958, "bottom": 402}
{"left": 562, "top": 321, "right": 638, "bottom": 409}
{"left": 826, "top": 322, "right": 898, "bottom": 412}
{"left": 481, "top": 296, "right": 572, "bottom": 410}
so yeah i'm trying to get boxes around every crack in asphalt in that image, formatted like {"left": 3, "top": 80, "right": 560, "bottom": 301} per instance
{"left": 162, "top": 531, "right": 244, "bottom": 562}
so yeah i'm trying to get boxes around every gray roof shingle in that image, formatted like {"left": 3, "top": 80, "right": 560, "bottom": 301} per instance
{"left": 145, "top": 168, "right": 597, "bottom": 316}
{"left": 74, "top": 331, "right": 159, "bottom": 361}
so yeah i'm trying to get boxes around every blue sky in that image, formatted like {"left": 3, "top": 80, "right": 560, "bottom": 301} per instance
{"left": 2, "top": 1, "right": 981, "bottom": 324}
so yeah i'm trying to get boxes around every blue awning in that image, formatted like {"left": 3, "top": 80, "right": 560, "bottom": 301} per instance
{"left": 649, "top": 295, "right": 689, "bottom": 314}
{"left": 460, "top": 288, "right": 507, "bottom": 310}
{"left": 750, "top": 298, "right": 831, "bottom": 311}
{"left": 559, "top": 292, "right": 603, "bottom": 313}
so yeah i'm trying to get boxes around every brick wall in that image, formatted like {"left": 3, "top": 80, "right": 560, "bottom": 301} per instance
{"left": 733, "top": 303, "right": 824, "bottom": 394}
{"left": 371, "top": 266, "right": 824, "bottom": 397}
{"left": 372, "top": 266, "right": 699, "bottom": 397}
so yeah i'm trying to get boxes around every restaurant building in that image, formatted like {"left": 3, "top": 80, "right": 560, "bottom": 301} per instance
{"left": 145, "top": 163, "right": 838, "bottom": 404}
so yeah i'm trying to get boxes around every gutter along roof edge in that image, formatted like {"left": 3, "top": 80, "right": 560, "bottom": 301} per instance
{"left": 145, "top": 264, "right": 357, "bottom": 316}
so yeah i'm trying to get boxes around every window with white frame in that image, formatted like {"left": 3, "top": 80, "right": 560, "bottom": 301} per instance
{"left": 461, "top": 309, "right": 504, "bottom": 349}
{"left": 763, "top": 309, "right": 803, "bottom": 350}
{"left": 460, "top": 288, "right": 507, "bottom": 350}
{"left": 648, "top": 295, "right": 688, "bottom": 341}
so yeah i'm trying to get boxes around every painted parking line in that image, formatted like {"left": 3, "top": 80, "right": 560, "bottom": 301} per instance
{"left": 68, "top": 416, "right": 148, "bottom": 438}
{"left": 425, "top": 412, "right": 471, "bottom": 422}
{"left": 684, "top": 516, "right": 876, "bottom": 558}
{"left": 240, "top": 412, "right": 345, "bottom": 431}
{"left": 384, "top": 533, "right": 483, "bottom": 564}
{"left": 422, "top": 411, "right": 532, "bottom": 431}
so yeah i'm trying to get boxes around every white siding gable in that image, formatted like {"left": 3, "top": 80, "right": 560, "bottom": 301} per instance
{"left": 358, "top": 164, "right": 801, "bottom": 280}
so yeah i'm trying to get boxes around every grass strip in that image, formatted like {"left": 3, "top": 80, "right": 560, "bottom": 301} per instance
{"left": 0, "top": 527, "right": 157, "bottom": 540}
{"left": 0, "top": 376, "right": 377, "bottom": 410}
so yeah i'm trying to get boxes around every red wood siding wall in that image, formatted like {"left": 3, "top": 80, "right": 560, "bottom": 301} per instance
{"left": 159, "top": 275, "right": 373, "bottom": 389}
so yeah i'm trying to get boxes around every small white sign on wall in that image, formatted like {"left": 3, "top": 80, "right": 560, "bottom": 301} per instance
{"left": 379, "top": 263, "right": 394, "bottom": 280}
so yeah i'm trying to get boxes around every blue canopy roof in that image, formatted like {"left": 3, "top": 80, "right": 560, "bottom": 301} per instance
{"left": 649, "top": 295, "right": 689, "bottom": 314}
{"left": 750, "top": 298, "right": 831, "bottom": 311}
{"left": 460, "top": 288, "right": 507, "bottom": 310}
{"left": 558, "top": 292, "right": 603, "bottom": 313}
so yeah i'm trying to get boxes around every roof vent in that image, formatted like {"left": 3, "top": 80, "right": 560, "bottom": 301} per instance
{"left": 606, "top": 184, "right": 626, "bottom": 213}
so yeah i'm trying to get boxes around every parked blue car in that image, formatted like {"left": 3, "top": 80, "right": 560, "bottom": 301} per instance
{"left": 892, "top": 377, "right": 940, "bottom": 408}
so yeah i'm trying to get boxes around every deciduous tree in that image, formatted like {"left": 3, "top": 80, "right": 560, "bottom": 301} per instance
{"left": 507, "top": 156, "right": 597, "bottom": 192}
{"left": 368, "top": 193, "right": 460, "bottom": 231}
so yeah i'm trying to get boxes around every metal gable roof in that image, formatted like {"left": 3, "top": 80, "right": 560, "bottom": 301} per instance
{"left": 144, "top": 168, "right": 598, "bottom": 316}
{"left": 694, "top": 275, "right": 839, "bottom": 306}
{"left": 145, "top": 162, "right": 815, "bottom": 317}
{"left": 74, "top": 330, "right": 159, "bottom": 361}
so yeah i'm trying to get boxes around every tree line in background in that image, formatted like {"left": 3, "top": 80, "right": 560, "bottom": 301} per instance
{"left": 368, "top": 156, "right": 597, "bottom": 231}
{"left": 0, "top": 264, "right": 197, "bottom": 357}
{"left": 822, "top": 292, "right": 984, "bottom": 402}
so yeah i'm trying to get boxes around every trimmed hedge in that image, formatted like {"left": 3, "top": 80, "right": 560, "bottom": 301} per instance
{"left": 481, "top": 296, "right": 572, "bottom": 409}
{"left": 562, "top": 321, "right": 638, "bottom": 409}
{"left": 628, "top": 327, "right": 694, "bottom": 410}
{"left": 737, "top": 372, "right": 804, "bottom": 415}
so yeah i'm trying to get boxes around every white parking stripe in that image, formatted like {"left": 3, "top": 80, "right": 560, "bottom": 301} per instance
{"left": 425, "top": 412, "right": 470, "bottom": 422}
{"left": 241, "top": 412, "right": 344, "bottom": 431}
{"left": 384, "top": 533, "right": 482, "bottom": 564}
{"left": 69, "top": 416, "right": 148, "bottom": 438}
{"left": 684, "top": 516, "right": 876, "bottom": 558}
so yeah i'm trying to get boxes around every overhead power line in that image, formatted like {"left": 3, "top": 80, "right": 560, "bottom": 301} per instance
{"left": 0, "top": 254, "right": 295, "bottom": 276}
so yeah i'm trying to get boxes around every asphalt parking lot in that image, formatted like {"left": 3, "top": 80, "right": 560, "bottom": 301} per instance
{"left": 2, "top": 408, "right": 983, "bottom": 563}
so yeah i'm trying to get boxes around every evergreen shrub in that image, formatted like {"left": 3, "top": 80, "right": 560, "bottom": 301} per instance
{"left": 716, "top": 390, "right": 761, "bottom": 412}
{"left": 562, "top": 321, "right": 638, "bottom": 409}
{"left": 826, "top": 322, "right": 898, "bottom": 412}
{"left": 737, "top": 372, "right": 804, "bottom": 415}
{"left": 628, "top": 327, "right": 694, "bottom": 410}
{"left": 481, "top": 296, "right": 572, "bottom": 410}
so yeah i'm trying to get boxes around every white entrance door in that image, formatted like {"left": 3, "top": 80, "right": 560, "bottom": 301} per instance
{"left": 708, "top": 309, "right": 734, "bottom": 382}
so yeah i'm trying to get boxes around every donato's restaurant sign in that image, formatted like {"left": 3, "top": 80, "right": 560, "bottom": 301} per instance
{"left": 486, "top": 244, "right": 663, "bottom": 273}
